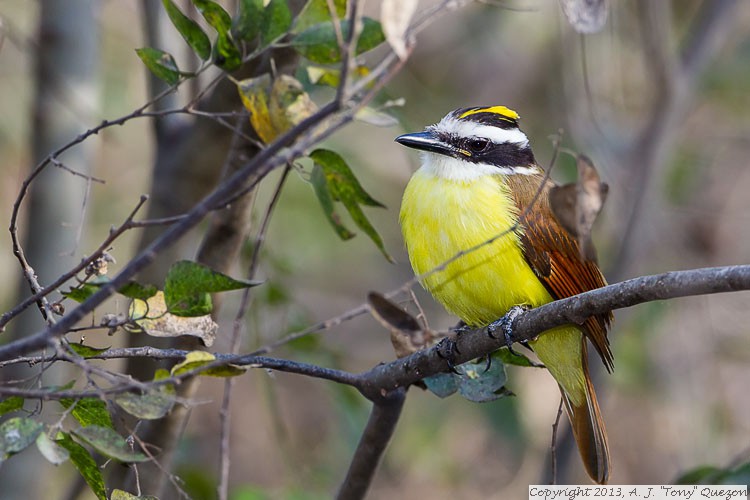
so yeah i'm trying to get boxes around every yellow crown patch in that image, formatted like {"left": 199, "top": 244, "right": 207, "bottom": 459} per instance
{"left": 459, "top": 106, "right": 520, "bottom": 123}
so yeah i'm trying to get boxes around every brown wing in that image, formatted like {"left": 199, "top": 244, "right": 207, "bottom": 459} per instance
{"left": 506, "top": 173, "right": 614, "bottom": 371}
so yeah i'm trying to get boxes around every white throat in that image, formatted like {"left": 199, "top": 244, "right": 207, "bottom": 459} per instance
{"left": 419, "top": 152, "right": 540, "bottom": 182}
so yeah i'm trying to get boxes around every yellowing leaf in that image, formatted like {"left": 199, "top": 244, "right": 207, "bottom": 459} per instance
{"left": 238, "top": 74, "right": 276, "bottom": 143}
{"left": 129, "top": 291, "right": 218, "bottom": 347}
{"left": 306, "top": 65, "right": 369, "bottom": 88}
{"left": 171, "top": 351, "right": 246, "bottom": 378}
{"left": 269, "top": 75, "right": 318, "bottom": 135}
{"left": 238, "top": 74, "right": 317, "bottom": 143}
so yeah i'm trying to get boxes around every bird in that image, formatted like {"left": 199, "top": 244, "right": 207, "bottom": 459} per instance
{"left": 396, "top": 105, "right": 613, "bottom": 484}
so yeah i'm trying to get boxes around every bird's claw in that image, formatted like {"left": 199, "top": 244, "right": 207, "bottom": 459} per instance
{"left": 482, "top": 353, "right": 492, "bottom": 374}
{"left": 487, "top": 305, "right": 527, "bottom": 357}
{"left": 436, "top": 337, "right": 461, "bottom": 374}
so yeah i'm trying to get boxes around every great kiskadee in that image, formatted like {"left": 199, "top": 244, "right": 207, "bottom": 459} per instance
{"left": 396, "top": 106, "right": 613, "bottom": 484}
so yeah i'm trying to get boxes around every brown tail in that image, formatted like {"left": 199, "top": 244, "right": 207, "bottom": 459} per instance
{"left": 560, "top": 342, "right": 610, "bottom": 484}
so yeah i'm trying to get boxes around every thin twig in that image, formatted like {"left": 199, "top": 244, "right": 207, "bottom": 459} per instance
{"left": 550, "top": 397, "right": 564, "bottom": 485}
{"left": 0, "top": 196, "right": 150, "bottom": 330}
{"left": 335, "top": 0, "right": 362, "bottom": 106}
{"left": 217, "top": 165, "right": 291, "bottom": 500}
{"left": 0, "top": 0, "right": 415, "bottom": 362}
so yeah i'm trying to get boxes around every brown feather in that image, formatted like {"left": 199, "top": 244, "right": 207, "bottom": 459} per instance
{"left": 507, "top": 171, "right": 612, "bottom": 484}
{"left": 506, "top": 173, "right": 614, "bottom": 371}
{"left": 561, "top": 341, "right": 611, "bottom": 484}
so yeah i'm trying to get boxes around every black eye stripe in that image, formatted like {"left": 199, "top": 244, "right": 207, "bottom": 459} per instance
{"left": 435, "top": 130, "right": 536, "bottom": 168}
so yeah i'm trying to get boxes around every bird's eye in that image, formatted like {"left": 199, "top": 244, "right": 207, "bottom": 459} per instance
{"left": 467, "top": 138, "right": 490, "bottom": 152}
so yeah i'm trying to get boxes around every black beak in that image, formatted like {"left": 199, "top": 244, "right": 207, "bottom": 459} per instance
{"left": 395, "top": 131, "right": 456, "bottom": 157}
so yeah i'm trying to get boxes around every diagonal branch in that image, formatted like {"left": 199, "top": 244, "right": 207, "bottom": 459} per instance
{"left": 336, "top": 388, "right": 406, "bottom": 500}
{"left": 356, "top": 264, "right": 750, "bottom": 398}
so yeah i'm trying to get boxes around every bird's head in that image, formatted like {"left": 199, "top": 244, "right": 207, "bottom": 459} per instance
{"left": 396, "top": 106, "right": 539, "bottom": 180}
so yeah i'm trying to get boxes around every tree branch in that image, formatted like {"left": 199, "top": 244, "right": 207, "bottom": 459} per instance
{"left": 357, "top": 265, "right": 750, "bottom": 397}
{"left": 4, "top": 265, "right": 747, "bottom": 398}
{"left": 336, "top": 388, "right": 406, "bottom": 500}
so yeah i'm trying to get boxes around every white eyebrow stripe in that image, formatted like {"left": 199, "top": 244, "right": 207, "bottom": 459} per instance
{"left": 431, "top": 116, "right": 529, "bottom": 146}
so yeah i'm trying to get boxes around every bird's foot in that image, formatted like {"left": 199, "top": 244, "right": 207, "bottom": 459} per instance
{"left": 487, "top": 305, "right": 528, "bottom": 357}
{"left": 436, "top": 336, "right": 461, "bottom": 374}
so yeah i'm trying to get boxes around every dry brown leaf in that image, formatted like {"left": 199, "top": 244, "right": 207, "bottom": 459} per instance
{"left": 549, "top": 154, "right": 608, "bottom": 261}
{"left": 129, "top": 291, "right": 217, "bottom": 347}
{"left": 367, "top": 291, "right": 431, "bottom": 358}
{"left": 381, "top": 0, "right": 417, "bottom": 60}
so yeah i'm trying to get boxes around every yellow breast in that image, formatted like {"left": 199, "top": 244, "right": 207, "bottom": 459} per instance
{"left": 399, "top": 169, "right": 554, "bottom": 327}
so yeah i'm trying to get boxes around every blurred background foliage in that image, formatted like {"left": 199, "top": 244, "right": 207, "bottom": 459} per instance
{"left": 0, "top": 0, "right": 749, "bottom": 499}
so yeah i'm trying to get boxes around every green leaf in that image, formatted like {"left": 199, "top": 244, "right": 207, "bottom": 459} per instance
{"left": 0, "top": 396, "right": 23, "bottom": 416}
{"left": 164, "top": 260, "right": 262, "bottom": 317}
{"left": 118, "top": 281, "right": 158, "bottom": 300}
{"left": 423, "top": 372, "right": 458, "bottom": 399}
{"left": 425, "top": 358, "right": 511, "bottom": 402}
{"left": 72, "top": 425, "right": 148, "bottom": 463}
{"left": 261, "top": 0, "right": 292, "bottom": 46}
{"left": 339, "top": 196, "right": 391, "bottom": 260}
{"left": 233, "top": 0, "right": 263, "bottom": 41}
{"left": 675, "top": 462, "right": 750, "bottom": 485}
{"left": 192, "top": 0, "right": 232, "bottom": 33}
{"left": 213, "top": 32, "right": 242, "bottom": 70}
{"left": 492, "top": 348, "right": 543, "bottom": 368}
{"left": 675, "top": 466, "right": 724, "bottom": 484}
{"left": 59, "top": 398, "right": 114, "bottom": 430}
{"left": 291, "top": 18, "right": 385, "bottom": 64}
{"left": 62, "top": 283, "right": 100, "bottom": 303}
{"left": 455, "top": 358, "right": 509, "bottom": 403}
{"left": 36, "top": 432, "right": 70, "bottom": 465}
{"left": 0, "top": 417, "right": 43, "bottom": 459}
{"left": 114, "top": 370, "right": 176, "bottom": 420}
{"left": 135, "top": 47, "right": 181, "bottom": 85}
{"left": 190, "top": 0, "right": 242, "bottom": 70}
{"left": 722, "top": 462, "right": 750, "bottom": 484}
{"left": 309, "top": 149, "right": 392, "bottom": 261}
{"left": 310, "top": 165, "right": 355, "bottom": 240}
{"left": 56, "top": 431, "right": 107, "bottom": 500}
{"left": 114, "top": 390, "right": 175, "bottom": 420}
{"left": 171, "top": 351, "right": 247, "bottom": 378}
{"left": 67, "top": 343, "right": 111, "bottom": 358}
{"left": 162, "top": 0, "right": 212, "bottom": 60}
{"left": 294, "top": 0, "right": 347, "bottom": 32}
{"left": 309, "top": 150, "right": 383, "bottom": 207}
